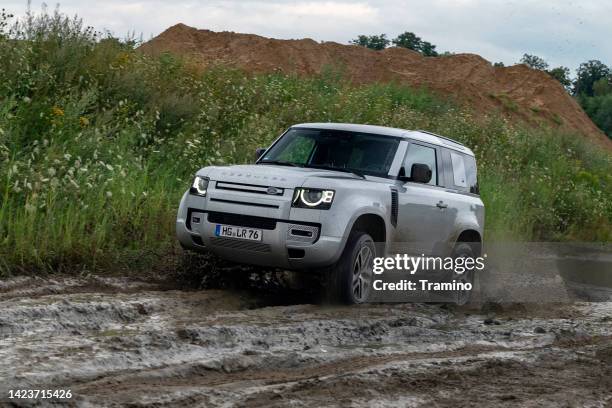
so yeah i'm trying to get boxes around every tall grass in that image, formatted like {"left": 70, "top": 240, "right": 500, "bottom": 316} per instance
{"left": 0, "top": 9, "right": 611, "bottom": 275}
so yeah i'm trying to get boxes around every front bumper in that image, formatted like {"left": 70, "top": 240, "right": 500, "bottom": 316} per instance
{"left": 176, "top": 191, "right": 345, "bottom": 270}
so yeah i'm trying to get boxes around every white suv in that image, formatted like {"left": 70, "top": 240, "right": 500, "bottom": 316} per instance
{"left": 177, "top": 123, "right": 484, "bottom": 303}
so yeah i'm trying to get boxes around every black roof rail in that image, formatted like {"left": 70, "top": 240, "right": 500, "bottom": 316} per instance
{"left": 416, "top": 130, "right": 465, "bottom": 147}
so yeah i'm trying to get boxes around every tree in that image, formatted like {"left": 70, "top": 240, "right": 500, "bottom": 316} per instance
{"left": 520, "top": 54, "right": 549, "bottom": 70}
{"left": 392, "top": 31, "right": 439, "bottom": 56}
{"left": 581, "top": 94, "right": 612, "bottom": 138}
{"left": 593, "top": 77, "right": 612, "bottom": 97}
{"left": 547, "top": 66, "right": 572, "bottom": 91}
{"left": 420, "top": 41, "right": 438, "bottom": 57}
{"left": 574, "top": 60, "right": 611, "bottom": 97}
{"left": 392, "top": 32, "right": 421, "bottom": 51}
{"left": 350, "top": 34, "right": 389, "bottom": 50}
{"left": 493, "top": 62, "right": 505, "bottom": 67}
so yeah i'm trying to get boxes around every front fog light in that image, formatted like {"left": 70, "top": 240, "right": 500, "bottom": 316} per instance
{"left": 190, "top": 176, "right": 209, "bottom": 196}
{"left": 292, "top": 188, "right": 334, "bottom": 209}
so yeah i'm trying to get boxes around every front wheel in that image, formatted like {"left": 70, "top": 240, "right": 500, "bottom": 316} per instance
{"left": 328, "top": 231, "right": 376, "bottom": 304}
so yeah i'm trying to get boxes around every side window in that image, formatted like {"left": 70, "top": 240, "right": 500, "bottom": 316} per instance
{"left": 464, "top": 155, "right": 479, "bottom": 194}
{"left": 450, "top": 152, "right": 467, "bottom": 187}
{"left": 403, "top": 143, "right": 437, "bottom": 186}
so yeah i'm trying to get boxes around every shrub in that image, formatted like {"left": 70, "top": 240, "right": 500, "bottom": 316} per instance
{"left": 0, "top": 9, "right": 610, "bottom": 275}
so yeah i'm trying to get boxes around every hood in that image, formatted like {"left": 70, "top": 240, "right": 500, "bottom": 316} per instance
{"left": 199, "top": 164, "right": 362, "bottom": 189}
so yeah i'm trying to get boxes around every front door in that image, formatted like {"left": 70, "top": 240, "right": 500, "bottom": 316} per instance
{"left": 395, "top": 142, "right": 450, "bottom": 256}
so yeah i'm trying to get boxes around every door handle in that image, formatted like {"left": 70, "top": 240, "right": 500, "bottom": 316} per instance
{"left": 436, "top": 201, "right": 448, "bottom": 209}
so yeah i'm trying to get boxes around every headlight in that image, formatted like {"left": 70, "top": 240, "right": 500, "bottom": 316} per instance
{"left": 190, "top": 176, "right": 209, "bottom": 196}
{"left": 292, "top": 188, "right": 334, "bottom": 209}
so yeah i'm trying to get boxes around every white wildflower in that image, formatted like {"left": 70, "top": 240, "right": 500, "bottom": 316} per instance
{"left": 106, "top": 191, "right": 112, "bottom": 198}
{"left": 25, "top": 203, "right": 36, "bottom": 213}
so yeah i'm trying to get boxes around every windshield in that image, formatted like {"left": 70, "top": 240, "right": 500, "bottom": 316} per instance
{"left": 259, "top": 128, "right": 400, "bottom": 177}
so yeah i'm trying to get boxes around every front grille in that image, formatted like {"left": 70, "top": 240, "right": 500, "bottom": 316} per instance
{"left": 207, "top": 212, "right": 277, "bottom": 230}
{"left": 216, "top": 181, "right": 284, "bottom": 196}
{"left": 210, "top": 198, "right": 279, "bottom": 209}
{"left": 210, "top": 237, "right": 271, "bottom": 253}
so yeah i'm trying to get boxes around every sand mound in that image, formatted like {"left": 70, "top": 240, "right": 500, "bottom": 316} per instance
{"left": 140, "top": 24, "right": 611, "bottom": 149}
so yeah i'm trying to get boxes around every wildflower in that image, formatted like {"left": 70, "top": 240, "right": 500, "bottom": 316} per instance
{"left": 25, "top": 203, "right": 36, "bottom": 213}
{"left": 106, "top": 191, "right": 112, "bottom": 198}
{"left": 79, "top": 116, "right": 89, "bottom": 127}
{"left": 51, "top": 106, "right": 64, "bottom": 117}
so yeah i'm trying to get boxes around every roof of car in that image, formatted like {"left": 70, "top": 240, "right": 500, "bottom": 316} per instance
{"left": 292, "top": 123, "right": 474, "bottom": 156}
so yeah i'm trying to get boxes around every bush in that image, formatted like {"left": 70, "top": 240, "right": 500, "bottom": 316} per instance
{"left": 0, "top": 9, "right": 611, "bottom": 275}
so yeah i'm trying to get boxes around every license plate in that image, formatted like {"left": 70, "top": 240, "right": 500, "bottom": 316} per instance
{"left": 215, "top": 224, "right": 263, "bottom": 241}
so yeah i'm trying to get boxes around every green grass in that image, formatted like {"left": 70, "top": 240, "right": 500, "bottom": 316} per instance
{"left": 0, "top": 10, "right": 611, "bottom": 275}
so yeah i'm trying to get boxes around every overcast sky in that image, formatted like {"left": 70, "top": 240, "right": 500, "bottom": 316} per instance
{"left": 4, "top": 0, "right": 611, "bottom": 71}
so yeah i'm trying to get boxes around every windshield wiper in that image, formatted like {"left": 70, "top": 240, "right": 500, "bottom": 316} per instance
{"left": 307, "top": 165, "right": 366, "bottom": 179}
{"left": 258, "top": 160, "right": 300, "bottom": 167}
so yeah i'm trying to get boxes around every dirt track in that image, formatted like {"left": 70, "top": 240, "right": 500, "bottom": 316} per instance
{"left": 1, "top": 273, "right": 611, "bottom": 407}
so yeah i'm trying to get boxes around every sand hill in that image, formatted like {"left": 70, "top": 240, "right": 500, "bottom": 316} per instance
{"left": 140, "top": 24, "right": 612, "bottom": 149}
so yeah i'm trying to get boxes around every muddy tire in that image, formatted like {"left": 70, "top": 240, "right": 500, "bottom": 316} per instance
{"left": 328, "top": 231, "right": 376, "bottom": 304}
{"left": 451, "top": 242, "right": 478, "bottom": 305}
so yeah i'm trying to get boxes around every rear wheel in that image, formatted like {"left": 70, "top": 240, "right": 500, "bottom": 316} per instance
{"left": 329, "top": 231, "right": 376, "bottom": 304}
{"left": 451, "top": 242, "right": 478, "bottom": 305}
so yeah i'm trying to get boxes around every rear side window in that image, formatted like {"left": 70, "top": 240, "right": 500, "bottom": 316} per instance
{"left": 403, "top": 143, "right": 437, "bottom": 185}
{"left": 450, "top": 152, "right": 467, "bottom": 187}
{"left": 449, "top": 151, "right": 479, "bottom": 194}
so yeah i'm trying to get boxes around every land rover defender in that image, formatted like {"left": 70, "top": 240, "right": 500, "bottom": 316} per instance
{"left": 176, "top": 123, "right": 484, "bottom": 304}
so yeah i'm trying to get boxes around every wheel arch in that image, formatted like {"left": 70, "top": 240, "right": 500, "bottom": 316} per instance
{"left": 455, "top": 229, "right": 482, "bottom": 256}
{"left": 351, "top": 213, "right": 386, "bottom": 242}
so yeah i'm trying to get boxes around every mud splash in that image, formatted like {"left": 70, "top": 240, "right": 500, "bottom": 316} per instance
{"left": 0, "top": 275, "right": 610, "bottom": 407}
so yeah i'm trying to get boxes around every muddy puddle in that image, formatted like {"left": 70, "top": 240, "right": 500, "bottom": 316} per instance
{"left": 0, "top": 273, "right": 611, "bottom": 407}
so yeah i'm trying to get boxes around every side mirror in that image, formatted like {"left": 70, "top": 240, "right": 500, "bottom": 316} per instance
{"left": 255, "top": 147, "right": 266, "bottom": 161}
{"left": 411, "top": 163, "right": 432, "bottom": 184}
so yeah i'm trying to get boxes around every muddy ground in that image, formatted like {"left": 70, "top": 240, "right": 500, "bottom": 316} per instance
{"left": 1, "top": 268, "right": 611, "bottom": 407}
